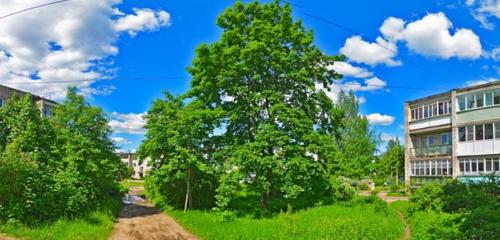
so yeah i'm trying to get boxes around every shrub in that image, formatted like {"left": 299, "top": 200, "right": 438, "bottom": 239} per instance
{"left": 358, "top": 182, "right": 369, "bottom": 191}
{"left": 461, "top": 206, "right": 500, "bottom": 240}
{"left": 408, "top": 182, "right": 444, "bottom": 215}
{"left": 410, "top": 210, "right": 461, "bottom": 240}
{"left": 330, "top": 176, "right": 356, "bottom": 201}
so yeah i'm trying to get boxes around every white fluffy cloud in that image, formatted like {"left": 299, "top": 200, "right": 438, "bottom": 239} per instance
{"left": 466, "top": 0, "right": 500, "bottom": 30}
{"left": 491, "top": 46, "right": 500, "bottom": 61}
{"left": 109, "top": 112, "right": 146, "bottom": 134}
{"left": 115, "top": 8, "right": 171, "bottom": 36}
{"left": 400, "top": 12, "right": 482, "bottom": 59}
{"left": 366, "top": 113, "right": 395, "bottom": 126}
{"left": 465, "top": 78, "right": 499, "bottom": 86}
{"left": 379, "top": 17, "right": 406, "bottom": 41}
{"left": 112, "top": 137, "right": 130, "bottom": 144}
{"left": 0, "top": 0, "right": 171, "bottom": 99}
{"left": 340, "top": 36, "right": 401, "bottom": 66}
{"left": 341, "top": 77, "right": 387, "bottom": 92}
{"left": 330, "top": 61, "right": 373, "bottom": 78}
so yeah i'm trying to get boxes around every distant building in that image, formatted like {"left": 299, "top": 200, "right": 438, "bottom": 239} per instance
{"left": 0, "top": 84, "right": 56, "bottom": 117}
{"left": 405, "top": 81, "right": 500, "bottom": 187}
{"left": 119, "top": 152, "right": 152, "bottom": 179}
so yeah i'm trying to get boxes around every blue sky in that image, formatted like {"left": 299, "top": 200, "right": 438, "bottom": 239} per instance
{"left": 0, "top": 0, "right": 499, "bottom": 152}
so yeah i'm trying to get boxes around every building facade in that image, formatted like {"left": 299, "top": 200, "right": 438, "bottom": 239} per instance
{"left": 0, "top": 84, "right": 56, "bottom": 117}
{"left": 405, "top": 81, "right": 500, "bottom": 187}
{"left": 119, "top": 152, "right": 152, "bottom": 179}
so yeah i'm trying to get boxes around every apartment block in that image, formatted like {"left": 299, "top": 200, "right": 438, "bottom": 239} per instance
{"left": 405, "top": 81, "right": 500, "bottom": 187}
{"left": 0, "top": 84, "right": 56, "bottom": 117}
{"left": 119, "top": 152, "right": 152, "bottom": 179}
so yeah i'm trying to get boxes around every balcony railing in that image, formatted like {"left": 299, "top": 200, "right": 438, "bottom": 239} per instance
{"left": 410, "top": 144, "right": 452, "bottom": 158}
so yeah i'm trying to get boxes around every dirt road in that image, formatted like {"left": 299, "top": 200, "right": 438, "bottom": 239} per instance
{"left": 108, "top": 187, "right": 198, "bottom": 240}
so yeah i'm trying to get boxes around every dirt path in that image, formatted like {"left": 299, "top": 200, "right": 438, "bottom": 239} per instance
{"left": 108, "top": 187, "right": 198, "bottom": 240}
{"left": 0, "top": 234, "right": 17, "bottom": 240}
{"left": 397, "top": 211, "right": 412, "bottom": 240}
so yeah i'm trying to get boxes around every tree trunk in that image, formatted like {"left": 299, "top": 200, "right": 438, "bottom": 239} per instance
{"left": 184, "top": 168, "right": 191, "bottom": 212}
{"left": 396, "top": 164, "right": 399, "bottom": 186}
{"left": 260, "top": 191, "right": 268, "bottom": 209}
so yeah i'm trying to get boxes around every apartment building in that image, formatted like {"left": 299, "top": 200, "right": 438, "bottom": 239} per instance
{"left": 405, "top": 81, "right": 500, "bottom": 187}
{"left": 119, "top": 152, "right": 152, "bottom": 179}
{"left": 0, "top": 84, "right": 56, "bottom": 117}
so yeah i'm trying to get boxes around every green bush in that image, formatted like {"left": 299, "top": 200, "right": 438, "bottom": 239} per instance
{"left": 461, "top": 206, "right": 500, "bottom": 240}
{"left": 330, "top": 176, "right": 356, "bottom": 201}
{"left": 358, "top": 182, "right": 369, "bottom": 191}
{"left": 410, "top": 210, "right": 461, "bottom": 240}
{"left": 408, "top": 182, "right": 444, "bottom": 214}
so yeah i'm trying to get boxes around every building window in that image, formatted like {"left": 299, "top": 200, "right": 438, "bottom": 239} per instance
{"left": 432, "top": 103, "right": 437, "bottom": 116}
{"left": 485, "top": 123, "right": 494, "bottom": 140}
{"left": 0, "top": 98, "right": 3, "bottom": 107}
{"left": 466, "top": 125, "right": 474, "bottom": 141}
{"left": 475, "top": 124, "right": 484, "bottom": 140}
{"left": 496, "top": 122, "right": 500, "bottom": 139}
{"left": 485, "top": 91, "right": 493, "bottom": 106}
{"left": 467, "top": 94, "right": 475, "bottom": 109}
{"left": 476, "top": 92, "right": 484, "bottom": 108}
{"left": 459, "top": 127, "right": 466, "bottom": 142}
{"left": 411, "top": 159, "right": 451, "bottom": 176}
{"left": 438, "top": 102, "right": 444, "bottom": 115}
{"left": 459, "top": 157, "right": 500, "bottom": 175}
{"left": 495, "top": 89, "right": 500, "bottom": 105}
{"left": 458, "top": 96, "right": 465, "bottom": 111}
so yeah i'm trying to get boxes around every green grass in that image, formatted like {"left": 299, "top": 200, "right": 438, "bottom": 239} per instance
{"left": 169, "top": 198, "right": 404, "bottom": 240}
{"left": 0, "top": 199, "right": 121, "bottom": 240}
{"left": 120, "top": 179, "right": 144, "bottom": 189}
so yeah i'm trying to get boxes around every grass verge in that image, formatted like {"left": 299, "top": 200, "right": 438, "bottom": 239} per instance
{"left": 0, "top": 199, "right": 121, "bottom": 240}
{"left": 169, "top": 197, "right": 404, "bottom": 240}
{"left": 120, "top": 179, "right": 144, "bottom": 189}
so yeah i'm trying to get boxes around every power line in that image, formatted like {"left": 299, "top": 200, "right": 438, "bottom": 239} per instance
{"left": 0, "top": 0, "right": 71, "bottom": 21}
{"left": 281, "top": 0, "right": 444, "bottom": 82}
{"left": 0, "top": 76, "right": 452, "bottom": 91}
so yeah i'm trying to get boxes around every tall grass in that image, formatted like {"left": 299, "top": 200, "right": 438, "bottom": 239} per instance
{"left": 0, "top": 198, "right": 121, "bottom": 240}
{"left": 169, "top": 198, "right": 404, "bottom": 240}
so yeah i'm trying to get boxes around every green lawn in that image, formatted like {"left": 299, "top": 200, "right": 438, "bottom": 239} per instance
{"left": 0, "top": 200, "right": 121, "bottom": 240}
{"left": 120, "top": 179, "right": 145, "bottom": 189}
{"left": 169, "top": 198, "right": 405, "bottom": 240}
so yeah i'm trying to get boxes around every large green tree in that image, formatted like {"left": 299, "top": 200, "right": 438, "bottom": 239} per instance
{"left": 333, "top": 91, "right": 379, "bottom": 179}
{"left": 139, "top": 93, "right": 223, "bottom": 211}
{"left": 376, "top": 138, "right": 405, "bottom": 185}
{"left": 187, "top": 0, "right": 342, "bottom": 211}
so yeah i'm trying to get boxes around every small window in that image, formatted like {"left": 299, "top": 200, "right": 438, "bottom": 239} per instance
{"left": 438, "top": 102, "right": 444, "bottom": 115}
{"left": 457, "top": 96, "right": 466, "bottom": 111}
{"left": 459, "top": 127, "right": 466, "bottom": 142}
{"left": 478, "top": 160, "right": 484, "bottom": 172}
{"left": 466, "top": 125, "right": 474, "bottom": 141}
{"left": 485, "top": 91, "right": 493, "bottom": 106}
{"left": 486, "top": 158, "right": 492, "bottom": 171}
{"left": 411, "top": 109, "right": 415, "bottom": 120}
{"left": 424, "top": 106, "right": 429, "bottom": 118}
{"left": 467, "top": 94, "right": 475, "bottom": 109}
{"left": 475, "top": 124, "right": 484, "bottom": 140}
{"left": 471, "top": 159, "right": 477, "bottom": 172}
{"left": 459, "top": 161, "right": 465, "bottom": 173}
{"left": 432, "top": 103, "right": 437, "bottom": 117}
{"left": 495, "top": 89, "right": 500, "bottom": 105}
{"left": 465, "top": 160, "right": 470, "bottom": 172}
{"left": 0, "top": 98, "right": 3, "bottom": 107}
{"left": 496, "top": 122, "right": 500, "bottom": 139}
{"left": 441, "top": 133, "right": 448, "bottom": 145}
{"left": 476, "top": 92, "right": 484, "bottom": 108}
{"left": 485, "top": 123, "right": 494, "bottom": 140}
{"left": 428, "top": 135, "right": 435, "bottom": 146}
{"left": 494, "top": 158, "right": 500, "bottom": 171}
{"left": 418, "top": 107, "right": 423, "bottom": 120}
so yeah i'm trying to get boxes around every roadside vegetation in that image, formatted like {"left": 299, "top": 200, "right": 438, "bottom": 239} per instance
{"left": 138, "top": 1, "right": 410, "bottom": 239}
{"left": 0, "top": 89, "right": 128, "bottom": 239}
{"left": 169, "top": 196, "right": 403, "bottom": 240}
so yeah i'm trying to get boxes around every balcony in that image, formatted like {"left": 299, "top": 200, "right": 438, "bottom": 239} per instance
{"left": 410, "top": 144, "right": 452, "bottom": 158}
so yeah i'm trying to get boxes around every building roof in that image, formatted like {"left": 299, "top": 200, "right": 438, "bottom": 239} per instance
{"left": 0, "top": 83, "right": 57, "bottom": 105}
{"left": 406, "top": 80, "right": 500, "bottom": 105}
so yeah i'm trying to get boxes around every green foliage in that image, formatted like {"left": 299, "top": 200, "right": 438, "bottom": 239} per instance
{"left": 0, "top": 198, "right": 121, "bottom": 240}
{"left": 374, "top": 138, "right": 405, "bottom": 185}
{"left": 358, "top": 182, "right": 369, "bottom": 191}
{"left": 169, "top": 201, "right": 404, "bottom": 240}
{"left": 330, "top": 176, "right": 356, "bottom": 201}
{"left": 409, "top": 210, "right": 461, "bottom": 240}
{"left": 139, "top": 94, "right": 222, "bottom": 210}
{"left": 408, "top": 182, "right": 444, "bottom": 214}
{"left": 0, "top": 88, "right": 124, "bottom": 225}
{"left": 408, "top": 179, "right": 500, "bottom": 239}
